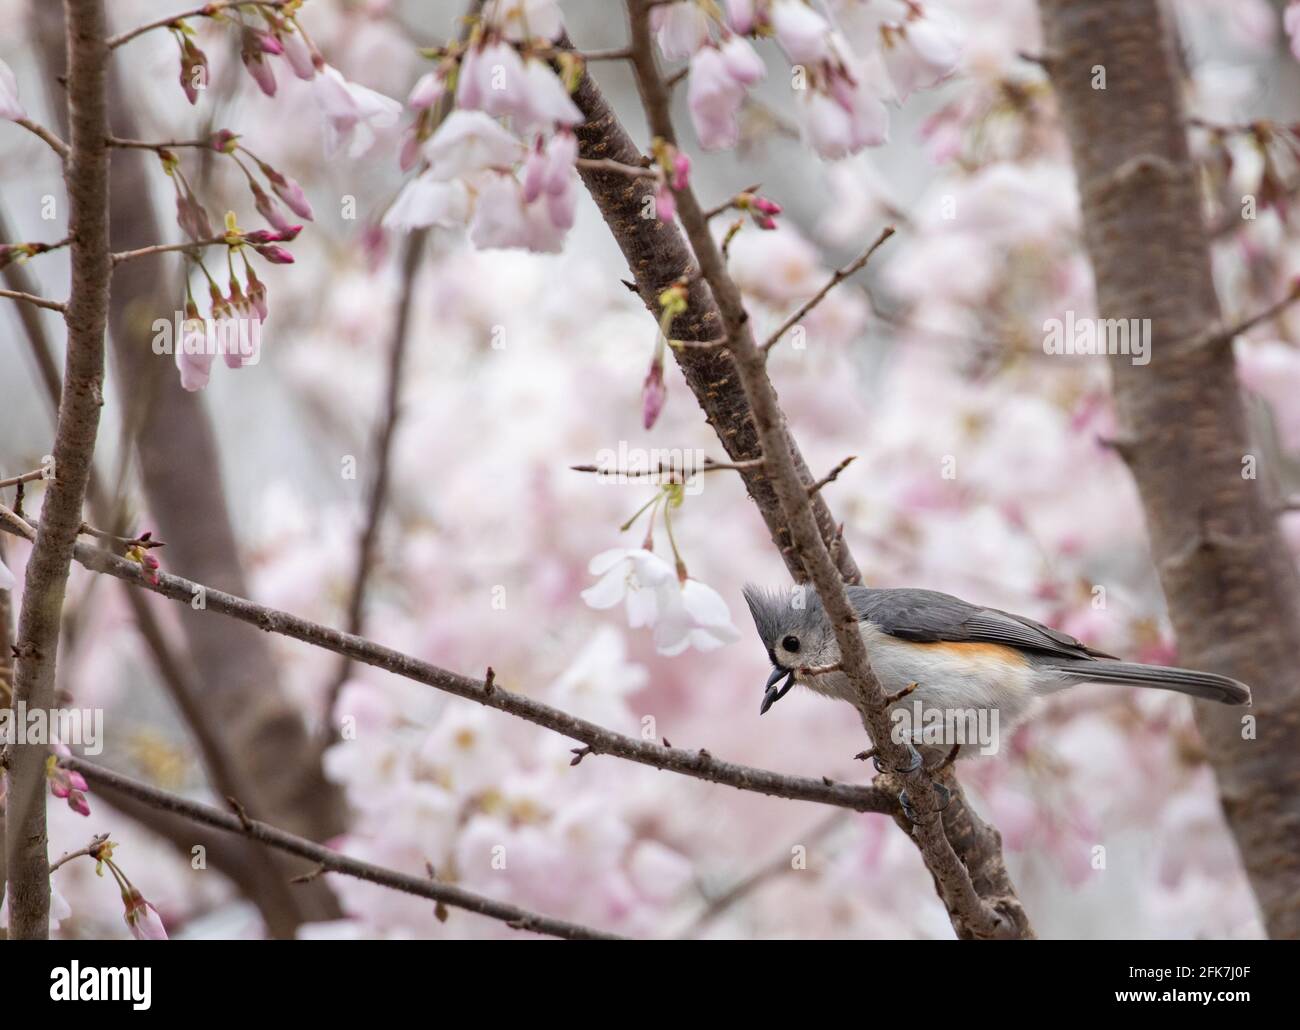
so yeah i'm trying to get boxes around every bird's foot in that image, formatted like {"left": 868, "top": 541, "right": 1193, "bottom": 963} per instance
{"left": 899, "top": 781, "right": 952, "bottom": 824}
{"left": 872, "top": 741, "right": 923, "bottom": 775}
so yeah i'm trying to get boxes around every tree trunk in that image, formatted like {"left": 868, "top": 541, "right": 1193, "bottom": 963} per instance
{"left": 1038, "top": 0, "right": 1300, "bottom": 937}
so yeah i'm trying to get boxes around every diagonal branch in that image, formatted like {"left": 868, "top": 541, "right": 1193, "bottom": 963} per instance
{"left": 62, "top": 757, "right": 622, "bottom": 940}
{"left": 565, "top": 2, "right": 1030, "bottom": 939}
{"left": 0, "top": 503, "right": 898, "bottom": 818}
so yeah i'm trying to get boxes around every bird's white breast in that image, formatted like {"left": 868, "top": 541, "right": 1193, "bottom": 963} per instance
{"left": 800, "top": 622, "right": 1044, "bottom": 732}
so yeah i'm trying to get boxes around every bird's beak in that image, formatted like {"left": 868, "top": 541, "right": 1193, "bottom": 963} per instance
{"left": 760, "top": 666, "right": 796, "bottom": 715}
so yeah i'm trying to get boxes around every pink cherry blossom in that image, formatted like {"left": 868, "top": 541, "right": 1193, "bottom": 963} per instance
{"left": 521, "top": 130, "right": 577, "bottom": 204}
{"left": 724, "top": 0, "right": 760, "bottom": 35}
{"left": 279, "top": 27, "right": 317, "bottom": 80}
{"left": 123, "top": 889, "right": 168, "bottom": 941}
{"left": 0, "top": 58, "right": 26, "bottom": 120}
{"left": 383, "top": 176, "right": 471, "bottom": 231}
{"left": 880, "top": 11, "right": 962, "bottom": 100}
{"left": 653, "top": 2, "right": 711, "bottom": 61}
{"left": 468, "top": 173, "right": 568, "bottom": 253}
{"left": 771, "top": 0, "right": 833, "bottom": 66}
{"left": 423, "top": 110, "right": 525, "bottom": 180}
{"left": 312, "top": 65, "right": 403, "bottom": 158}
{"left": 688, "top": 47, "right": 747, "bottom": 150}
{"left": 651, "top": 579, "right": 742, "bottom": 656}
{"left": 581, "top": 548, "right": 677, "bottom": 629}
{"left": 1287, "top": 2, "right": 1300, "bottom": 61}
{"left": 407, "top": 70, "right": 446, "bottom": 111}
{"left": 485, "top": 0, "right": 566, "bottom": 42}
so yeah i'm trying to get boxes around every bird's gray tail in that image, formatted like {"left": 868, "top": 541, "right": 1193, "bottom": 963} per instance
{"left": 1045, "top": 659, "right": 1251, "bottom": 706}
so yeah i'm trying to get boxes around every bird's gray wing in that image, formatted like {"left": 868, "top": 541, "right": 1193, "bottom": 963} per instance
{"left": 847, "top": 586, "right": 1115, "bottom": 661}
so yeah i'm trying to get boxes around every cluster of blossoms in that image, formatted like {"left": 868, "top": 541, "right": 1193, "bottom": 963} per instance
{"left": 163, "top": 131, "right": 316, "bottom": 390}
{"left": 384, "top": 1, "right": 582, "bottom": 252}
{"left": 662, "top": 0, "right": 961, "bottom": 156}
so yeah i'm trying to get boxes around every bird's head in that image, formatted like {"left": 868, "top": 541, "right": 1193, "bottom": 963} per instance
{"left": 741, "top": 585, "right": 839, "bottom": 714}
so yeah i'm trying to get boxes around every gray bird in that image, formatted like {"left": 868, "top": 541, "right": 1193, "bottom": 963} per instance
{"left": 743, "top": 584, "right": 1251, "bottom": 757}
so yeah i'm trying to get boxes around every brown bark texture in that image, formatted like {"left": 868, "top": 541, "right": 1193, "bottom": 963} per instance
{"left": 1039, "top": 0, "right": 1300, "bottom": 937}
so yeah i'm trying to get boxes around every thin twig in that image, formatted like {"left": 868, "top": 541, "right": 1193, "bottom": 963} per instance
{"left": 570, "top": 456, "right": 764, "bottom": 478}
{"left": 0, "top": 502, "right": 899, "bottom": 818}
{"left": 106, "top": 135, "right": 213, "bottom": 151}
{"left": 106, "top": 0, "right": 290, "bottom": 49}
{"left": 679, "top": 811, "right": 848, "bottom": 938}
{"left": 806, "top": 456, "right": 855, "bottom": 497}
{"left": 0, "top": 470, "right": 49, "bottom": 490}
{"left": 1199, "top": 280, "right": 1300, "bottom": 349}
{"left": 13, "top": 118, "right": 69, "bottom": 160}
{"left": 0, "top": 288, "right": 66, "bottom": 313}
{"left": 111, "top": 236, "right": 230, "bottom": 265}
{"left": 48, "top": 833, "right": 111, "bottom": 874}
{"left": 61, "top": 757, "right": 622, "bottom": 940}
{"left": 762, "top": 227, "right": 896, "bottom": 354}
{"left": 321, "top": 231, "right": 426, "bottom": 740}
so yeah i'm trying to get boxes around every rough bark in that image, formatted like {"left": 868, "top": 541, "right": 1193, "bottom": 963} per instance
{"left": 568, "top": 10, "right": 1031, "bottom": 938}
{"left": 4, "top": 0, "right": 112, "bottom": 940}
{"left": 24, "top": 1, "right": 344, "bottom": 935}
{"left": 1039, "top": 0, "right": 1300, "bottom": 937}
{"left": 570, "top": 65, "right": 860, "bottom": 586}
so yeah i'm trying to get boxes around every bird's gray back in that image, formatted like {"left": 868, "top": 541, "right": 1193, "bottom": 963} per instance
{"left": 846, "top": 586, "right": 1112, "bottom": 662}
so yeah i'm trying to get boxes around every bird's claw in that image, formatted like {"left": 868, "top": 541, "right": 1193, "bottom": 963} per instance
{"left": 872, "top": 741, "right": 922, "bottom": 775}
{"left": 898, "top": 781, "right": 952, "bottom": 824}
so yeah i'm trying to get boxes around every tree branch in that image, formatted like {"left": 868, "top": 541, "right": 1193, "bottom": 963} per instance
{"left": 762, "top": 226, "right": 895, "bottom": 353}
{"left": 61, "top": 758, "right": 622, "bottom": 940}
{"left": 12, "top": 117, "right": 69, "bottom": 160}
{"left": 616, "top": 0, "right": 1024, "bottom": 939}
{"left": 105, "top": 0, "right": 291, "bottom": 50}
{"left": 0, "top": 287, "right": 65, "bottom": 312}
{"left": 5, "top": 0, "right": 112, "bottom": 941}
{"left": 0, "top": 503, "right": 900, "bottom": 818}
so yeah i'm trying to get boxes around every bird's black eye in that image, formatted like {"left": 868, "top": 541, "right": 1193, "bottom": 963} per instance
{"left": 782, "top": 635, "right": 800, "bottom": 653}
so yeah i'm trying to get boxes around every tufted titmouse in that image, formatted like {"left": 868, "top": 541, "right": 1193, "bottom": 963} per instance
{"left": 743, "top": 585, "right": 1251, "bottom": 753}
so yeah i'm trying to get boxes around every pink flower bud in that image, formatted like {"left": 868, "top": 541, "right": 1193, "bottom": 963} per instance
{"left": 252, "top": 243, "right": 294, "bottom": 264}
{"left": 251, "top": 181, "right": 292, "bottom": 232}
{"left": 208, "top": 129, "right": 239, "bottom": 152}
{"left": 258, "top": 161, "right": 314, "bottom": 221}
{"left": 255, "top": 30, "right": 284, "bottom": 56}
{"left": 671, "top": 151, "right": 691, "bottom": 191}
{"left": 174, "top": 183, "right": 212, "bottom": 242}
{"left": 279, "top": 29, "right": 317, "bottom": 80}
{"left": 407, "top": 70, "right": 446, "bottom": 111}
{"left": 642, "top": 356, "right": 667, "bottom": 430}
{"left": 655, "top": 183, "right": 676, "bottom": 222}
{"left": 245, "top": 265, "right": 269, "bottom": 320}
{"left": 67, "top": 789, "right": 91, "bottom": 817}
{"left": 123, "top": 889, "right": 168, "bottom": 941}
{"left": 240, "top": 31, "right": 278, "bottom": 97}
{"left": 179, "top": 40, "right": 208, "bottom": 105}
{"left": 399, "top": 126, "right": 421, "bottom": 172}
